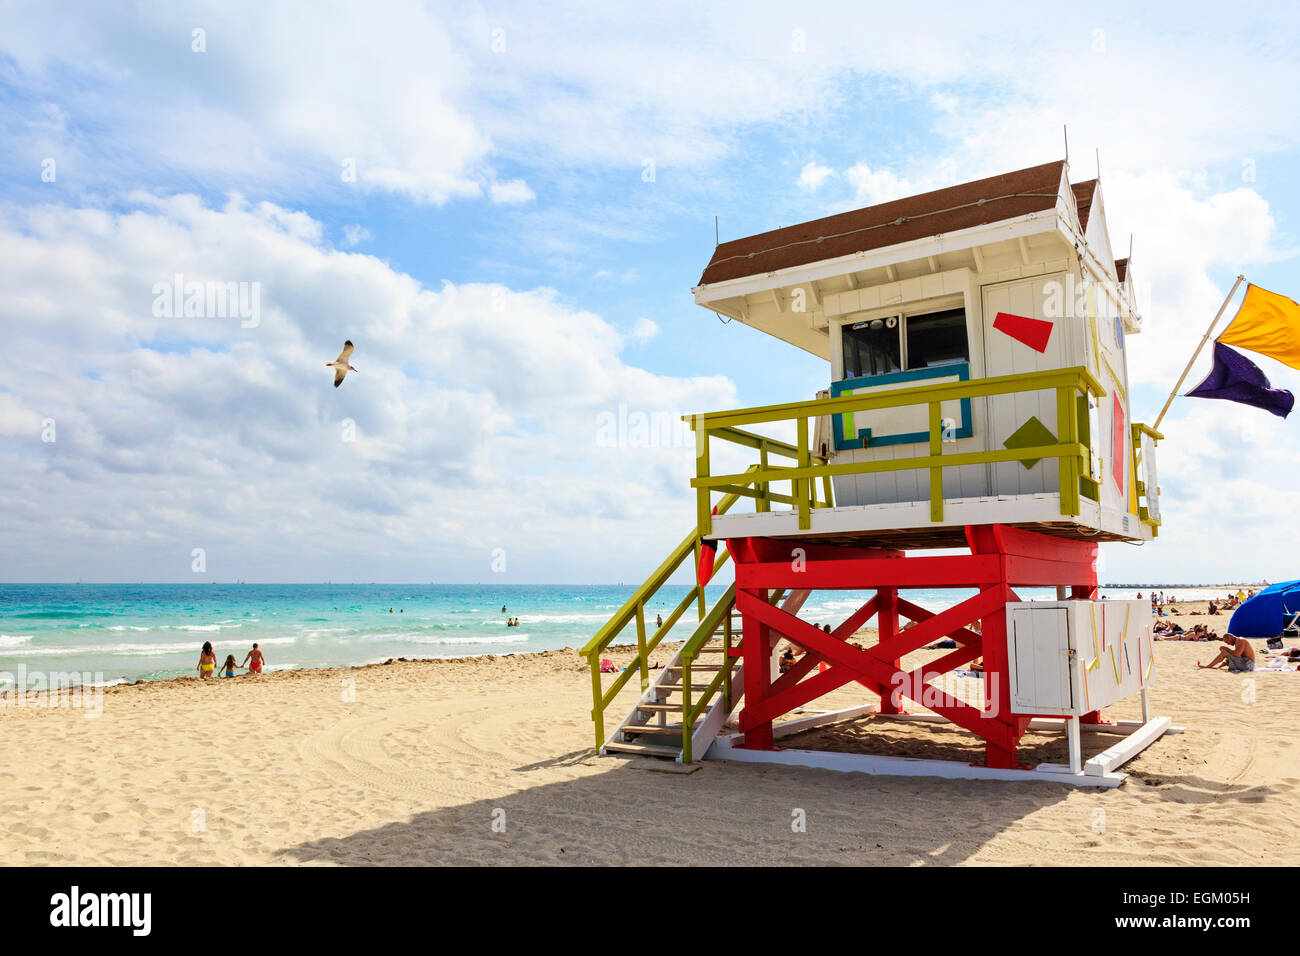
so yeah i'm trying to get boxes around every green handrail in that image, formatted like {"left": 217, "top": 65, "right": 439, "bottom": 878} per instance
{"left": 581, "top": 472, "right": 758, "bottom": 751}
{"left": 1131, "top": 422, "right": 1163, "bottom": 534}
{"left": 678, "top": 583, "right": 736, "bottom": 763}
{"left": 686, "top": 366, "right": 1107, "bottom": 533}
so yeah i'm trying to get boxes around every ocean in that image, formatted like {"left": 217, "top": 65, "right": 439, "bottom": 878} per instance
{"left": 0, "top": 582, "right": 1238, "bottom": 690}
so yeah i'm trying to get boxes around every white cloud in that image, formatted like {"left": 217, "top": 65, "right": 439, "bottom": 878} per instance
{"left": 798, "top": 161, "right": 834, "bottom": 191}
{"left": 341, "top": 224, "right": 371, "bottom": 247}
{"left": 842, "top": 164, "right": 928, "bottom": 206}
{"left": 628, "top": 317, "right": 659, "bottom": 344}
{"left": 489, "top": 179, "right": 536, "bottom": 204}
{"left": 1103, "top": 171, "right": 1280, "bottom": 389}
{"left": 0, "top": 194, "right": 735, "bottom": 581}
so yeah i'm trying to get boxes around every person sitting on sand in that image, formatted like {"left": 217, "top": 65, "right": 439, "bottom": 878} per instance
{"left": 599, "top": 657, "right": 618, "bottom": 674}
{"left": 197, "top": 641, "right": 217, "bottom": 679}
{"left": 242, "top": 643, "right": 265, "bottom": 675}
{"left": 219, "top": 654, "right": 243, "bottom": 678}
{"left": 1198, "top": 634, "right": 1256, "bottom": 672}
{"left": 779, "top": 649, "right": 796, "bottom": 674}
{"left": 1208, "top": 600, "right": 1219, "bottom": 616}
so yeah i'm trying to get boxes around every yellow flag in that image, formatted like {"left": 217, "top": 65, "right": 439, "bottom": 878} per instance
{"left": 1218, "top": 284, "right": 1300, "bottom": 369}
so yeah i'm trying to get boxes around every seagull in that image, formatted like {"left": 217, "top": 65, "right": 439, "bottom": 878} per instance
{"left": 326, "top": 340, "right": 358, "bottom": 388}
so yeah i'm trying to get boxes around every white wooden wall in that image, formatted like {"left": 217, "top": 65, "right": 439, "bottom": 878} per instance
{"left": 980, "top": 273, "right": 1086, "bottom": 497}
{"left": 823, "top": 239, "right": 1138, "bottom": 519}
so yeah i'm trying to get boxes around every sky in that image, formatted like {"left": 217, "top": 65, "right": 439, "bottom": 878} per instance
{"left": 2, "top": 1, "right": 1300, "bottom": 584}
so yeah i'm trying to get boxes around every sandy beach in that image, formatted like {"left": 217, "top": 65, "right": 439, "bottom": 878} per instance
{"left": 1, "top": 599, "right": 1295, "bottom": 866}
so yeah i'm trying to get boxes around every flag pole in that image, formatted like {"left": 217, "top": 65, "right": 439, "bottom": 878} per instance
{"left": 1152, "top": 274, "right": 1246, "bottom": 431}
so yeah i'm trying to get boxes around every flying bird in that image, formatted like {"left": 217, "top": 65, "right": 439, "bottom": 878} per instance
{"left": 326, "top": 340, "right": 358, "bottom": 388}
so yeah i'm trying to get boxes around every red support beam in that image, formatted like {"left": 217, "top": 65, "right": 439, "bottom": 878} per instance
{"left": 744, "top": 663, "right": 866, "bottom": 728}
{"left": 727, "top": 524, "right": 1100, "bottom": 771}
{"left": 739, "top": 588, "right": 774, "bottom": 749}
{"left": 875, "top": 587, "right": 901, "bottom": 714}
{"left": 736, "top": 553, "right": 1005, "bottom": 590}
{"left": 738, "top": 592, "right": 998, "bottom": 739}
{"left": 832, "top": 595, "right": 879, "bottom": 643}
{"left": 727, "top": 537, "right": 903, "bottom": 565}
{"left": 871, "top": 586, "right": 1005, "bottom": 666}
{"left": 896, "top": 597, "right": 983, "bottom": 646}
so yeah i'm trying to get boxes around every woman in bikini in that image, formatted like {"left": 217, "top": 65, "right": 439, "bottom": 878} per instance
{"left": 197, "top": 641, "right": 217, "bottom": 679}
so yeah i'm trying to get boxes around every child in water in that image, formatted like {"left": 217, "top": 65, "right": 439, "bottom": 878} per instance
{"left": 219, "top": 654, "right": 243, "bottom": 678}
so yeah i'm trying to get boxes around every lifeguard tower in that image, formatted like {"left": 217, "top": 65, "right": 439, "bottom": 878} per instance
{"left": 582, "top": 160, "right": 1176, "bottom": 786}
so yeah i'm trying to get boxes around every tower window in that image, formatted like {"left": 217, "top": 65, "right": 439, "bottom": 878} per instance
{"left": 905, "top": 308, "right": 969, "bottom": 369}
{"left": 841, "top": 307, "right": 969, "bottom": 379}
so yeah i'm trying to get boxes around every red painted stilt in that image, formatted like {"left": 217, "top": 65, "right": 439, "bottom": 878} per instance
{"left": 726, "top": 524, "right": 1098, "bottom": 769}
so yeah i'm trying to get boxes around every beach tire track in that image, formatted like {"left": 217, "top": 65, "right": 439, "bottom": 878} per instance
{"left": 302, "top": 709, "right": 483, "bottom": 806}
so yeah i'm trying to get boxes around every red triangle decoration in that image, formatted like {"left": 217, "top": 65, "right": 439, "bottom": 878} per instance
{"left": 992, "top": 311, "right": 1054, "bottom": 353}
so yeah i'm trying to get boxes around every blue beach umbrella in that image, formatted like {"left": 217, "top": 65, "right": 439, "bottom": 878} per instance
{"left": 1228, "top": 581, "right": 1300, "bottom": 638}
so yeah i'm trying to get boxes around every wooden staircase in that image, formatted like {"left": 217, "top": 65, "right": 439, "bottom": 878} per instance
{"left": 602, "top": 589, "right": 812, "bottom": 762}
{"left": 603, "top": 608, "right": 743, "bottom": 759}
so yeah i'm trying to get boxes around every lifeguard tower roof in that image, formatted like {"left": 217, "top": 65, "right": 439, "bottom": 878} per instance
{"left": 700, "top": 160, "right": 1068, "bottom": 285}
{"left": 685, "top": 158, "right": 1160, "bottom": 550}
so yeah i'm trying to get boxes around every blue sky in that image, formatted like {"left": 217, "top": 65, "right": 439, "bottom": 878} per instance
{"left": 2, "top": 1, "right": 1300, "bottom": 583}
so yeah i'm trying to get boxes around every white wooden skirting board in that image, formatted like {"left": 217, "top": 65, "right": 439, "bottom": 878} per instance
{"left": 707, "top": 492, "right": 1150, "bottom": 544}
{"left": 704, "top": 704, "right": 1182, "bottom": 789}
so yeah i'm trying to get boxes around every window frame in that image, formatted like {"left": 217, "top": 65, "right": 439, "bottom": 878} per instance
{"left": 836, "top": 296, "right": 971, "bottom": 382}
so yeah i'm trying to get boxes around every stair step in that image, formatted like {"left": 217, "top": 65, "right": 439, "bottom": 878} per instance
{"left": 656, "top": 683, "right": 716, "bottom": 691}
{"left": 604, "top": 741, "right": 680, "bottom": 758}
{"left": 669, "top": 664, "right": 726, "bottom": 672}
{"left": 636, "top": 703, "right": 684, "bottom": 713}
{"left": 623, "top": 723, "right": 699, "bottom": 736}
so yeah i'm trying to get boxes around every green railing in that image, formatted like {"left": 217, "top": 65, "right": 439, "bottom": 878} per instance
{"left": 685, "top": 366, "right": 1109, "bottom": 534}
{"left": 677, "top": 583, "right": 736, "bottom": 763}
{"left": 675, "top": 584, "right": 788, "bottom": 762}
{"left": 579, "top": 475, "right": 756, "bottom": 751}
{"left": 1131, "top": 422, "right": 1164, "bottom": 535}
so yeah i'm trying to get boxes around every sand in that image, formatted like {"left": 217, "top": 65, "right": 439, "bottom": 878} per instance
{"left": 1, "top": 598, "right": 1296, "bottom": 866}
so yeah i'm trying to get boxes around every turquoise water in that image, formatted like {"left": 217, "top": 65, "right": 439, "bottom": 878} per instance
{"left": 0, "top": 582, "right": 1208, "bottom": 690}
{"left": 0, "top": 583, "right": 729, "bottom": 690}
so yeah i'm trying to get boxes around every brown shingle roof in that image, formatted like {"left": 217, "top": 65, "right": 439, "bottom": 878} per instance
{"left": 1071, "top": 180, "right": 1098, "bottom": 231}
{"left": 698, "top": 160, "right": 1067, "bottom": 286}
{"left": 1114, "top": 257, "right": 1128, "bottom": 283}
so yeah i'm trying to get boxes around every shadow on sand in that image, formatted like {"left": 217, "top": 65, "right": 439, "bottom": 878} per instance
{"left": 277, "top": 751, "right": 1085, "bottom": 866}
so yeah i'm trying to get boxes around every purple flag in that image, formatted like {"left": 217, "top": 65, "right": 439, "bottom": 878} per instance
{"left": 1187, "top": 341, "right": 1294, "bottom": 418}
